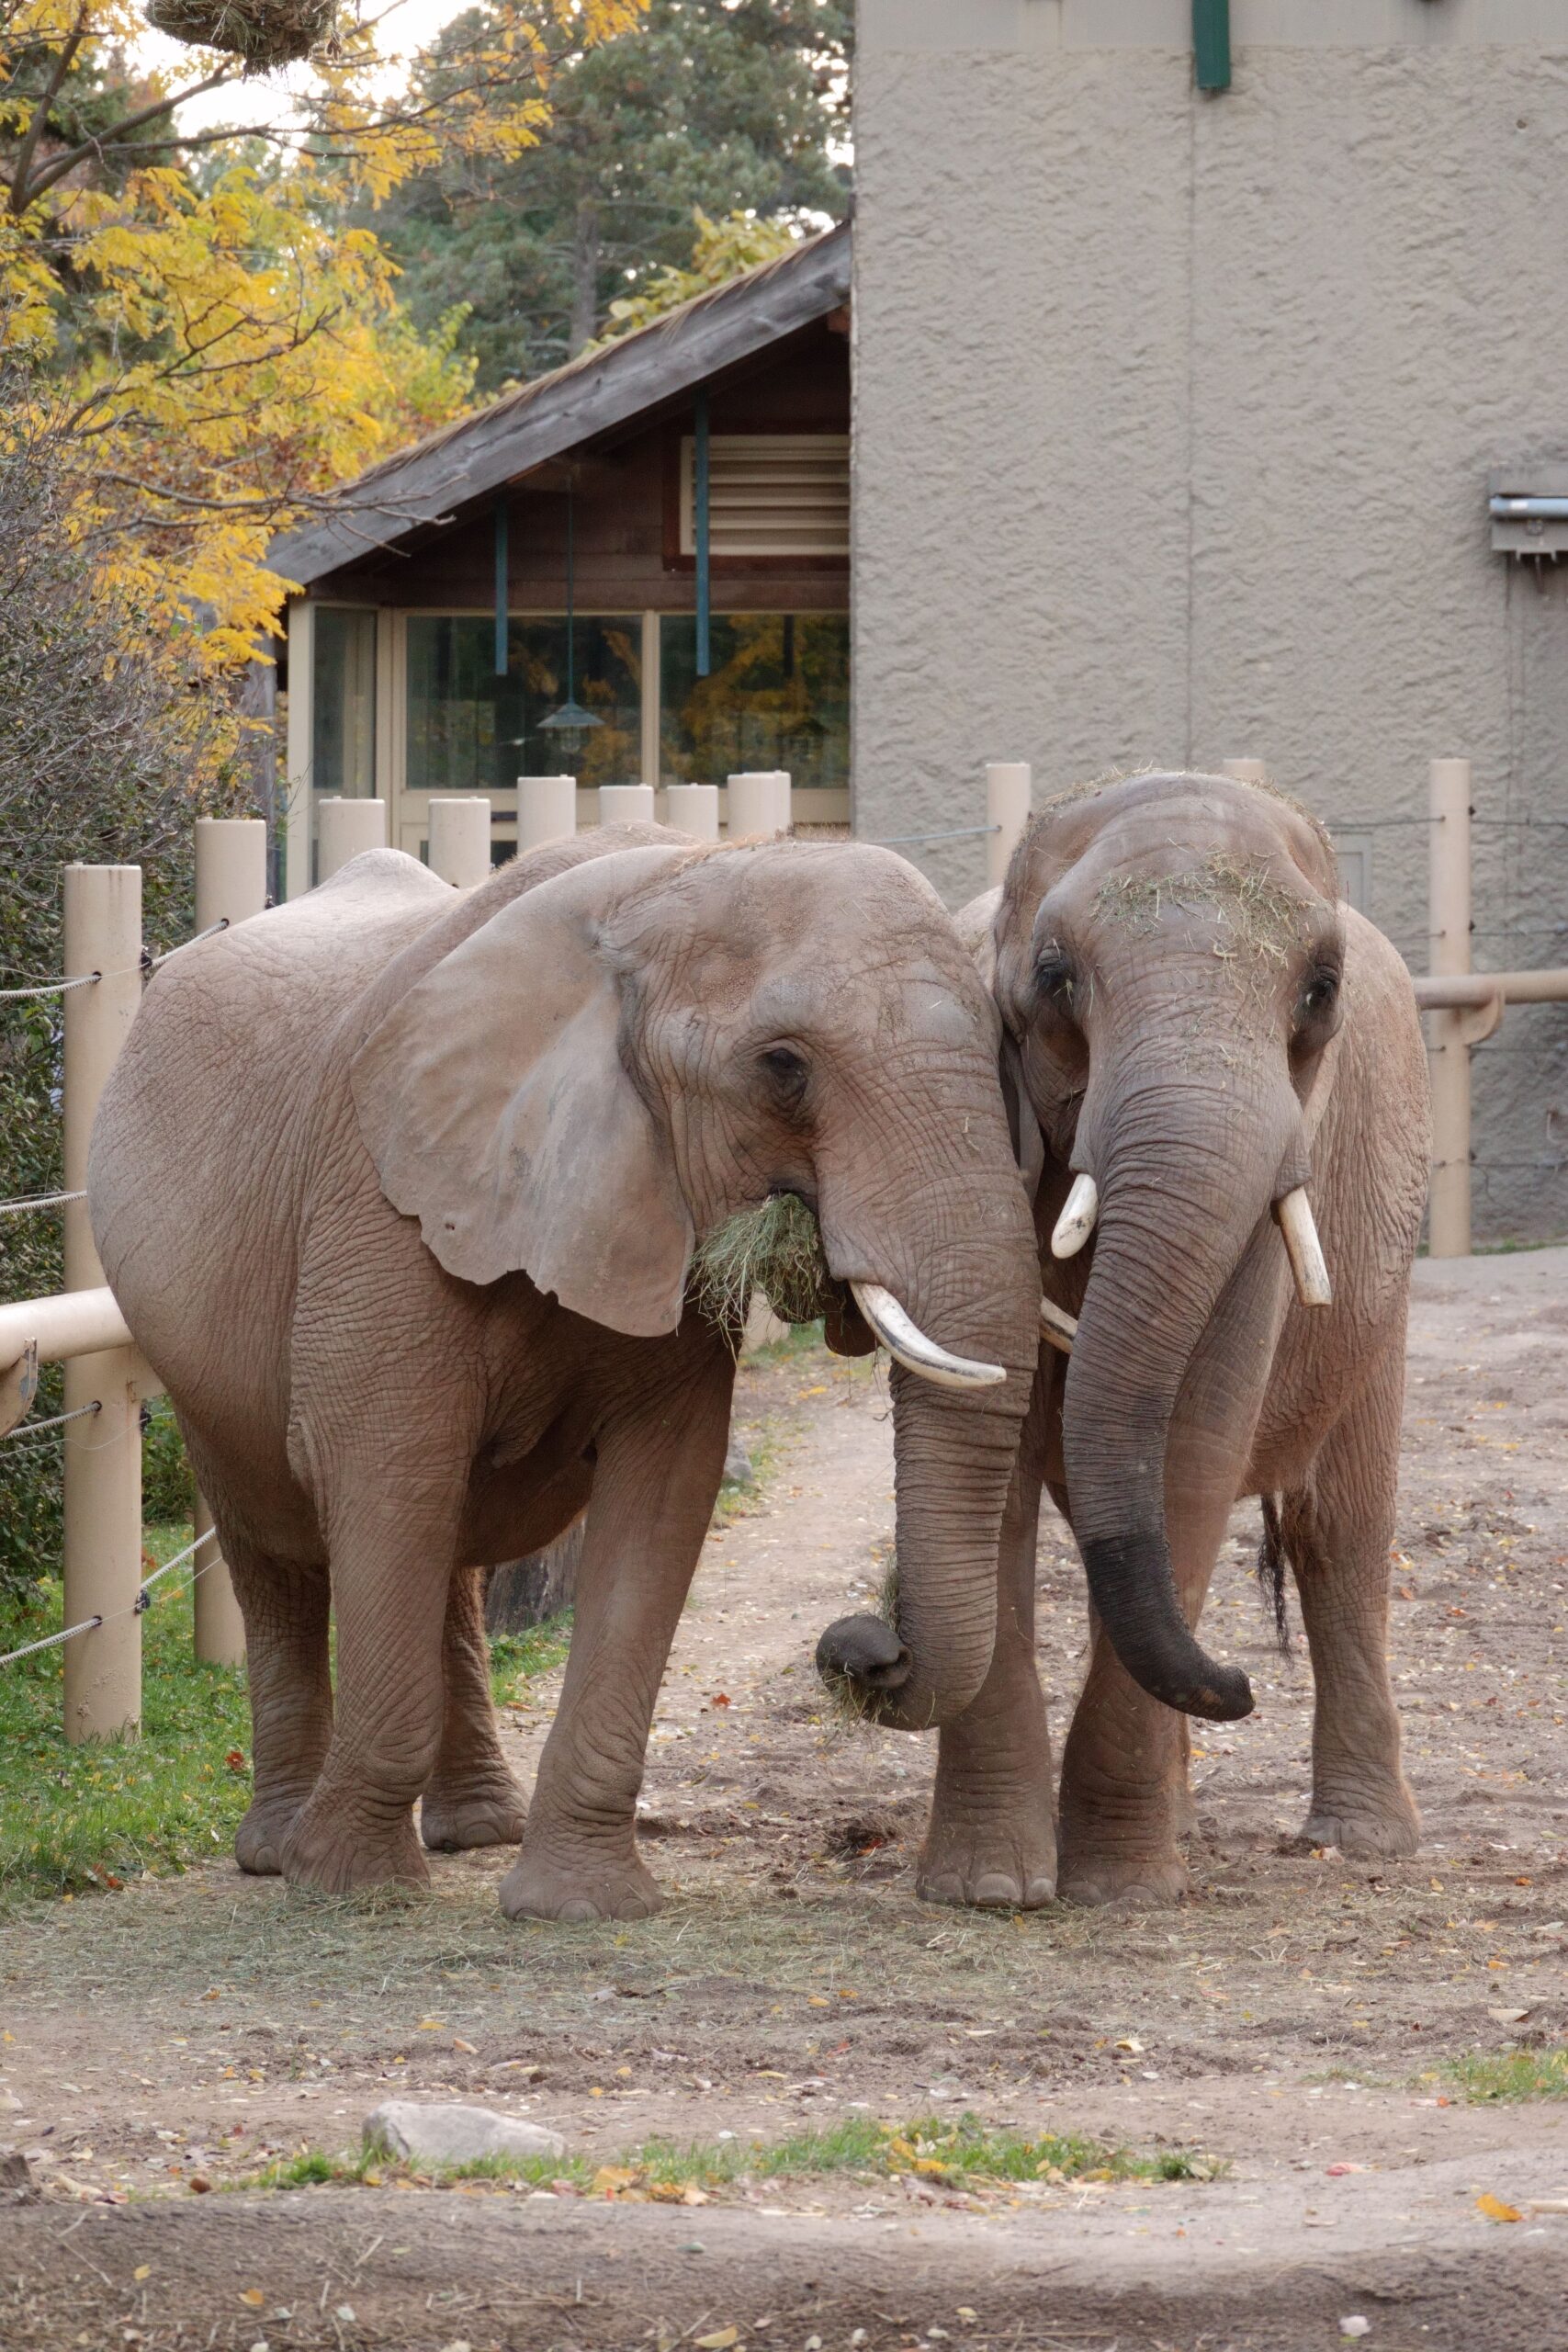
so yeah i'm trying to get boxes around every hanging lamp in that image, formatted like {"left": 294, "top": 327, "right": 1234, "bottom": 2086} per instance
{"left": 540, "top": 478, "right": 603, "bottom": 760}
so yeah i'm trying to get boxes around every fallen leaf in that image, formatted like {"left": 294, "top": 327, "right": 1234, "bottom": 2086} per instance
{"left": 1339, "top": 2322, "right": 1371, "bottom": 2341}
{"left": 225, "top": 1750, "right": 247, "bottom": 1773}
{"left": 416, "top": 2018, "right": 444, "bottom": 2031}
{"left": 239, "top": 2289, "right": 265, "bottom": 2308}
{"left": 1325, "top": 2163, "right": 1366, "bottom": 2177}
{"left": 1115, "top": 2036, "right": 1145, "bottom": 2053}
{"left": 132, "top": 2265, "right": 151, "bottom": 2281}
{"left": 694, "top": 2328, "right": 739, "bottom": 2347}
{"left": 592, "top": 2165, "right": 640, "bottom": 2198}
{"left": 187, "top": 2177, "right": 211, "bottom": 2195}
{"left": 1487, "top": 2007, "right": 1529, "bottom": 2025}
{"left": 711, "top": 1693, "right": 731, "bottom": 1708}
{"left": 452, "top": 2038, "right": 477, "bottom": 2055}
{"left": 1476, "top": 2192, "right": 1522, "bottom": 2223}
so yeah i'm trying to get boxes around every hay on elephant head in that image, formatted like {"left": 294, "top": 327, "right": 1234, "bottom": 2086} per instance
{"left": 689, "top": 1193, "right": 832, "bottom": 1340}
{"left": 143, "top": 0, "right": 337, "bottom": 67}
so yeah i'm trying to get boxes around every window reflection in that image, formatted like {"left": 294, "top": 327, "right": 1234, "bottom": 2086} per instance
{"left": 406, "top": 616, "right": 641, "bottom": 794}
{"left": 660, "top": 615, "right": 849, "bottom": 790}
{"left": 311, "top": 608, "right": 377, "bottom": 795}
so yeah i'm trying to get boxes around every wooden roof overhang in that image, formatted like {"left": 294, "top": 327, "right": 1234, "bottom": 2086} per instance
{"left": 271, "top": 221, "right": 852, "bottom": 592}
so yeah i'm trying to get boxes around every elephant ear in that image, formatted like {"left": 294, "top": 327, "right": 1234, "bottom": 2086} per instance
{"left": 350, "top": 849, "right": 694, "bottom": 1337}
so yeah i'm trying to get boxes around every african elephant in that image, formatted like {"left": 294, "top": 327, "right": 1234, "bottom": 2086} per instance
{"left": 917, "top": 771, "right": 1430, "bottom": 1908}
{"left": 89, "top": 827, "right": 1040, "bottom": 1918}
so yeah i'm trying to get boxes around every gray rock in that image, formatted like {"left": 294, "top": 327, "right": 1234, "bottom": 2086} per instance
{"left": 0, "top": 2145, "right": 37, "bottom": 2203}
{"left": 722, "top": 1439, "right": 753, "bottom": 1488}
{"left": 363, "top": 2102, "right": 566, "bottom": 2167}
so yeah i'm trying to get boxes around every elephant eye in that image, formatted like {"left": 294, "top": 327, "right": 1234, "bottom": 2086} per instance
{"left": 1032, "top": 948, "right": 1077, "bottom": 1012}
{"left": 1301, "top": 967, "right": 1340, "bottom": 1018}
{"left": 759, "top": 1044, "right": 809, "bottom": 1096}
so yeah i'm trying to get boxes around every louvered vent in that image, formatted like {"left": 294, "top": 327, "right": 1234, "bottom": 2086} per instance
{"left": 681, "top": 434, "right": 850, "bottom": 559}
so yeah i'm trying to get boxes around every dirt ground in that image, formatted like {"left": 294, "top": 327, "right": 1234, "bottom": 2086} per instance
{"left": 3, "top": 1250, "right": 1566, "bottom": 2351}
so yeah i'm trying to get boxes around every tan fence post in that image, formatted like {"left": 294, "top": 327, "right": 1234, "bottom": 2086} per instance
{"left": 986, "top": 763, "right": 1032, "bottom": 889}
{"left": 1221, "top": 757, "right": 1268, "bottom": 785}
{"left": 427, "top": 797, "right": 491, "bottom": 888}
{"left": 62, "top": 865, "right": 144, "bottom": 1743}
{"left": 665, "top": 785, "right": 719, "bottom": 840}
{"left": 517, "top": 775, "right": 578, "bottom": 854}
{"left": 727, "top": 773, "right": 784, "bottom": 840}
{"left": 316, "top": 797, "right": 387, "bottom": 884}
{"left": 189, "top": 819, "right": 268, "bottom": 1668}
{"left": 771, "top": 771, "right": 794, "bottom": 836}
{"left": 1427, "top": 758, "right": 1474, "bottom": 1258}
{"left": 599, "top": 784, "right": 657, "bottom": 827}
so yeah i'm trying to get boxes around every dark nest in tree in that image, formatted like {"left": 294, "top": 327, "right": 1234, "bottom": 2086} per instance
{"left": 143, "top": 0, "right": 337, "bottom": 67}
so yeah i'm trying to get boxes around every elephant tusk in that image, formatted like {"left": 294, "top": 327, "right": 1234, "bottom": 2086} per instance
{"left": 1051, "top": 1172, "right": 1099, "bottom": 1260}
{"left": 1274, "top": 1187, "right": 1332, "bottom": 1308}
{"left": 1039, "top": 1297, "right": 1077, "bottom": 1355}
{"left": 849, "top": 1282, "right": 1007, "bottom": 1390}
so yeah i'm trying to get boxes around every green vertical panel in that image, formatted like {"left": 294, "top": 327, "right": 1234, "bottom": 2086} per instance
{"left": 1193, "top": 0, "right": 1231, "bottom": 92}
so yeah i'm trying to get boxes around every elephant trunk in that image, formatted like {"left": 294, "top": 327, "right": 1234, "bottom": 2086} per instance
{"left": 811, "top": 1075, "right": 1040, "bottom": 1730}
{"left": 816, "top": 1363, "right": 1031, "bottom": 1729}
{"left": 1062, "top": 1059, "right": 1295, "bottom": 1723}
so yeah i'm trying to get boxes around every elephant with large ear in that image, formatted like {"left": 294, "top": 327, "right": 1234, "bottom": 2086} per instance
{"left": 89, "top": 825, "right": 1039, "bottom": 1917}
{"left": 919, "top": 771, "right": 1430, "bottom": 1909}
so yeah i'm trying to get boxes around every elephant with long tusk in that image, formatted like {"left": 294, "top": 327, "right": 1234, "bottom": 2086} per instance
{"left": 920, "top": 769, "right": 1431, "bottom": 1911}
{"left": 88, "top": 824, "right": 1040, "bottom": 1917}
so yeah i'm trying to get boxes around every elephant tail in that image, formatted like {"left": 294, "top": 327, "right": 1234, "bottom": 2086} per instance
{"left": 1256, "top": 1495, "right": 1292, "bottom": 1657}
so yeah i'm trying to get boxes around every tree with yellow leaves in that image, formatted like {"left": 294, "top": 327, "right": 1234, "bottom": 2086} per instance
{"left": 0, "top": 0, "right": 647, "bottom": 667}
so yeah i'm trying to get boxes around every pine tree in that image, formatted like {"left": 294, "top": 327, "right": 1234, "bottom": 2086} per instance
{"left": 378, "top": 0, "right": 852, "bottom": 393}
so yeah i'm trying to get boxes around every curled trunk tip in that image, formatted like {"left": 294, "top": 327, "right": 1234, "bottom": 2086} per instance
{"left": 1080, "top": 1532, "right": 1254, "bottom": 1723}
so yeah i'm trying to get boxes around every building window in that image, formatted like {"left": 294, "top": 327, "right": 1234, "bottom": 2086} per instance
{"left": 660, "top": 614, "right": 849, "bottom": 790}
{"left": 679, "top": 435, "right": 851, "bottom": 560}
{"left": 406, "top": 615, "right": 642, "bottom": 792}
{"left": 312, "top": 607, "right": 377, "bottom": 795}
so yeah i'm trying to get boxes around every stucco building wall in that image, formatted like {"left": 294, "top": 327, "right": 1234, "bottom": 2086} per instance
{"left": 852, "top": 0, "right": 1568, "bottom": 1239}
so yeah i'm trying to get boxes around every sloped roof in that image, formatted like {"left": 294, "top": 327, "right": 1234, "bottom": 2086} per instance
{"left": 272, "top": 220, "right": 852, "bottom": 587}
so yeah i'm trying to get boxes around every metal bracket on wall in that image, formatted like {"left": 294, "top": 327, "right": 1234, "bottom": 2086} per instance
{"left": 1193, "top": 0, "right": 1231, "bottom": 92}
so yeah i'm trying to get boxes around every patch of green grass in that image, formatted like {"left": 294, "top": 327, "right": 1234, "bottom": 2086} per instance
{"left": 1436, "top": 2046, "right": 1568, "bottom": 2103}
{"left": 488, "top": 1611, "right": 571, "bottom": 1706}
{"left": 0, "top": 1525, "right": 252, "bottom": 1902}
{"left": 236, "top": 2113, "right": 1215, "bottom": 2199}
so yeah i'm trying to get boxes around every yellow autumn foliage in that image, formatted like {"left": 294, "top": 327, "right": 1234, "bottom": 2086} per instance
{"left": 0, "top": 0, "right": 647, "bottom": 673}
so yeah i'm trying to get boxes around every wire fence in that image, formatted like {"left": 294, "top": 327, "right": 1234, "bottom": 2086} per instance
{"left": 0, "top": 916, "right": 228, "bottom": 1003}
{"left": 0, "top": 1525, "right": 220, "bottom": 1671}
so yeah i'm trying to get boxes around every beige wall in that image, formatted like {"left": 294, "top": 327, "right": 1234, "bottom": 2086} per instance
{"left": 852, "top": 0, "right": 1568, "bottom": 1239}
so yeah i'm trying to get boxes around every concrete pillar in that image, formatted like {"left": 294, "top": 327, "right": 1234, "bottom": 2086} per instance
{"left": 1427, "top": 758, "right": 1473, "bottom": 1260}
{"left": 316, "top": 797, "right": 386, "bottom": 884}
{"left": 599, "top": 784, "right": 657, "bottom": 828}
{"left": 986, "top": 763, "right": 1032, "bottom": 889}
{"left": 517, "top": 775, "right": 578, "bottom": 854}
{"left": 62, "top": 865, "right": 144, "bottom": 1743}
{"left": 665, "top": 784, "right": 719, "bottom": 841}
{"left": 1221, "top": 758, "right": 1269, "bottom": 785}
{"left": 427, "top": 797, "right": 491, "bottom": 888}
{"left": 190, "top": 820, "right": 267, "bottom": 1669}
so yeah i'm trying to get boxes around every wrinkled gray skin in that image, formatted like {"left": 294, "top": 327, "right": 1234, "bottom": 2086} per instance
{"left": 90, "top": 827, "right": 1038, "bottom": 1918}
{"left": 922, "top": 773, "right": 1431, "bottom": 1909}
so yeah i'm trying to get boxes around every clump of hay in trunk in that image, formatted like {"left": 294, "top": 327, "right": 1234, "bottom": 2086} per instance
{"left": 820, "top": 1542, "right": 903, "bottom": 1729}
{"left": 143, "top": 0, "right": 338, "bottom": 67}
{"left": 690, "top": 1193, "right": 832, "bottom": 1339}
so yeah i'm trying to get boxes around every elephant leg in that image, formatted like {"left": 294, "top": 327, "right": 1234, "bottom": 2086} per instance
{"left": 224, "top": 1532, "right": 333, "bottom": 1878}
{"left": 1057, "top": 1416, "right": 1254, "bottom": 1907}
{"left": 920, "top": 1362, "right": 1056, "bottom": 1909}
{"left": 1285, "top": 1335, "right": 1419, "bottom": 1860}
{"left": 419, "top": 1565, "right": 529, "bottom": 1854}
{"left": 280, "top": 1475, "right": 467, "bottom": 1894}
{"left": 500, "top": 1346, "right": 733, "bottom": 1925}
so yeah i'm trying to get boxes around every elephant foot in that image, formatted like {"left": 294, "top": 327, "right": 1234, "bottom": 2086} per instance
{"left": 1299, "top": 1782, "right": 1420, "bottom": 1860}
{"left": 499, "top": 1841, "right": 662, "bottom": 1925}
{"left": 235, "top": 1794, "right": 311, "bottom": 1878}
{"left": 918, "top": 1813, "right": 1056, "bottom": 1911}
{"left": 1057, "top": 1846, "right": 1190, "bottom": 1909}
{"left": 281, "top": 1799, "right": 431, "bottom": 1894}
{"left": 420, "top": 1775, "right": 528, "bottom": 1855}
